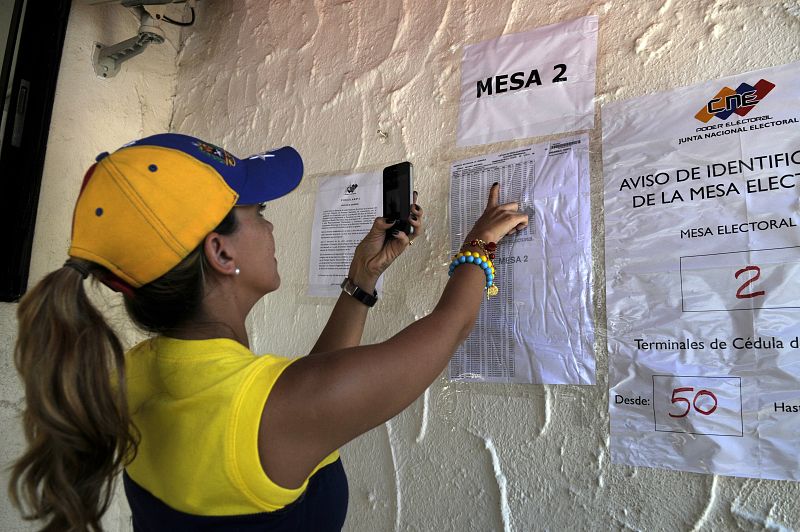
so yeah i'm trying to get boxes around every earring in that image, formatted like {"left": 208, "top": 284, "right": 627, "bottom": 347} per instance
{"left": 235, "top": 268, "right": 240, "bottom": 276}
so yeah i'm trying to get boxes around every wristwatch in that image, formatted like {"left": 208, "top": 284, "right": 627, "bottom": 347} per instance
{"left": 340, "top": 277, "right": 378, "bottom": 307}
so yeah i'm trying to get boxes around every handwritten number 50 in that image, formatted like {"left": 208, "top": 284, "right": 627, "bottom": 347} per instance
{"left": 735, "top": 265, "right": 765, "bottom": 299}
{"left": 668, "top": 387, "right": 718, "bottom": 418}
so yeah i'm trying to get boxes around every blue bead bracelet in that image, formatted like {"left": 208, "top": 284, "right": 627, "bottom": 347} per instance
{"left": 448, "top": 251, "right": 498, "bottom": 298}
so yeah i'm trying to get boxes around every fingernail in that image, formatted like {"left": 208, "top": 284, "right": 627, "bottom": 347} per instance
{"left": 385, "top": 218, "right": 396, "bottom": 224}
{"left": 391, "top": 230, "right": 400, "bottom": 237}
{"left": 493, "top": 182, "right": 499, "bottom": 187}
{"left": 410, "top": 214, "right": 418, "bottom": 221}
{"left": 413, "top": 204, "right": 421, "bottom": 211}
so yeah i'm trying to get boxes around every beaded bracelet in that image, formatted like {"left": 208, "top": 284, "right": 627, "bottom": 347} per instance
{"left": 448, "top": 251, "right": 499, "bottom": 298}
{"left": 466, "top": 239, "right": 497, "bottom": 260}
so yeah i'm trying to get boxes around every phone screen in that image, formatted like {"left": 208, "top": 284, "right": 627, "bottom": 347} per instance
{"left": 383, "top": 162, "right": 413, "bottom": 226}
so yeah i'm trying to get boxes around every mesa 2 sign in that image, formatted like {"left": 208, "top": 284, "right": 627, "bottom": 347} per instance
{"left": 695, "top": 79, "right": 775, "bottom": 123}
{"left": 476, "top": 64, "right": 568, "bottom": 98}
{"left": 456, "top": 15, "right": 598, "bottom": 146}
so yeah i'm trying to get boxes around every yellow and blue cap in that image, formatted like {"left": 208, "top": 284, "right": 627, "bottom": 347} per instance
{"left": 68, "top": 133, "right": 303, "bottom": 288}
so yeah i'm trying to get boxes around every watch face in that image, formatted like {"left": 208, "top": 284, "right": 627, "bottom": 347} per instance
{"left": 341, "top": 278, "right": 354, "bottom": 294}
{"left": 340, "top": 277, "right": 376, "bottom": 306}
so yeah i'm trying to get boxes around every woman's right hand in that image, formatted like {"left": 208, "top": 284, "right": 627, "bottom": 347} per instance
{"left": 464, "top": 182, "right": 529, "bottom": 245}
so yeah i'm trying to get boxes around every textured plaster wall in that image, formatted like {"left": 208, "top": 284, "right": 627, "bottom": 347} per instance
{"left": 170, "top": 1, "right": 800, "bottom": 530}
{"left": 0, "top": 2, "right": 180, "bottom": 530}
{"left": 3, "top": 0, "right": 800, "bottom": 531}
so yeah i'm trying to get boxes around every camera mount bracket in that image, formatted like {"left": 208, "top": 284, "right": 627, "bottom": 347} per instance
{"left": 92, "top": 6, "right": 165, "bottom": 78}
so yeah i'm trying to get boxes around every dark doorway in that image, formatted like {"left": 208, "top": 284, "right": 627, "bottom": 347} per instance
{"left": 0, "top": 0, "right": 71, "bottom": 301}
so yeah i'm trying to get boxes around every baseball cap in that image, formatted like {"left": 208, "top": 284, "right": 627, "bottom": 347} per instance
{"left": 68, "top": 133, "right": 304, "bottom": 288}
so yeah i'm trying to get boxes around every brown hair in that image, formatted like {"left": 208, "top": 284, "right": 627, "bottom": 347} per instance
{"left": 9, "top": 209, "right": 238, "bottom": 531}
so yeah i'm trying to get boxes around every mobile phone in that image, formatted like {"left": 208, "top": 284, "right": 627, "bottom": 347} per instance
{"left": 383, "top": 161, "right": 414, "bottom": 239}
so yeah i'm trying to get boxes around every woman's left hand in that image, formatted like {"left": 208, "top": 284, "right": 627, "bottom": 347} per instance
{"left": 348, "top": 192, "right": 423, "bottom": 291}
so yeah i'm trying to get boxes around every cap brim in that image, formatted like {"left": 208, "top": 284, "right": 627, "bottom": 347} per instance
{"left": 235, "top": 146, "right": 304, "bottom": 205}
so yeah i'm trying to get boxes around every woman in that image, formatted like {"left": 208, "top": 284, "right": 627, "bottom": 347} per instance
{"left": 10, "top": 133, "right": 528, "bottom": 531}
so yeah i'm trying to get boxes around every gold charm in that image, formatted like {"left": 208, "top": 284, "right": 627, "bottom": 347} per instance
{"left": 487, "top": 285, "right": 499, "bottom": 297}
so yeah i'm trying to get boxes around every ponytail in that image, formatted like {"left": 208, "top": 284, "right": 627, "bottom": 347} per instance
{"left": 9, "top": 263, "right": 137, "bottom": 531}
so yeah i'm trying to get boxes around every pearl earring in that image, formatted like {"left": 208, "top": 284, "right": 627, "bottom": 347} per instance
{"left": 235, "top": 268, "right": 240, "bottom": 276}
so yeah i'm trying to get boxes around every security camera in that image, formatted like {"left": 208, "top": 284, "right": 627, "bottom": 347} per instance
{"left": 90, "top": 1, "right": 193, "bottom": 78}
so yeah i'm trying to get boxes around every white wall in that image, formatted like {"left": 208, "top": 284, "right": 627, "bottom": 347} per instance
{"left": 0, "top": 2, "right": 180, "bottom": 530}
{"left": 3, "top": 0, "right": 800, "bottom": 530}
{"left": 171, "top": 1, "right": 800, "bottom": 530}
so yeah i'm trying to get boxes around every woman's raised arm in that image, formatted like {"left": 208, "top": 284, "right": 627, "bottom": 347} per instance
{"left": 260, "top": 183, "right": 528, "bottom": 489}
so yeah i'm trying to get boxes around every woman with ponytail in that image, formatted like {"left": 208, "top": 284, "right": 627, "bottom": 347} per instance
{"left": 11, "top": 261, "right": 133, "bottom": 532}
{"left": 10, "top": 133, "right": 527, "bottom": 531}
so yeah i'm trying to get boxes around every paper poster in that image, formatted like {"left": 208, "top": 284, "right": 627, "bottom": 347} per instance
{"left": 456, "top": 15, "right": 598, "bottom": 147}
{"left": 308, "top": 172, "right": 383, "bottom": 297}
{"left": 604, "top": 61, "right": 800, "bottom": 479}
{"left": 449, "top": 134, "right": 594, "bottom": 384}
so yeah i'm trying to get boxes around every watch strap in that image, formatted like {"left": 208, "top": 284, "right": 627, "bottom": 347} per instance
{"left": 340, "top": 277, "right": 378, "bottom": 307}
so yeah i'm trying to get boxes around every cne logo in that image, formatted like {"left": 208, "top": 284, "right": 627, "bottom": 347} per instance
{"left": 695, "top": 79, "right": 775, "bottom": 123}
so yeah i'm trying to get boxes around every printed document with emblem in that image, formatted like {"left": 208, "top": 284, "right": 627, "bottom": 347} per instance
{"left": 309, "top": 172, "right": 383, "bottom": 297}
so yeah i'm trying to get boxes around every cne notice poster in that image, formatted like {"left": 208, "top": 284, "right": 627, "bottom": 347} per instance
{"left": 604, "top": 61, "right": 800, "bottom": 479}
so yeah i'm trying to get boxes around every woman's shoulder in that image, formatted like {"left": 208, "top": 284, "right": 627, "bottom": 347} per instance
{"left": 126, "top": 336, "right": 296, "bottom": 397}
{"left": 126, "top": 336, "right": 296, "bottom": 362}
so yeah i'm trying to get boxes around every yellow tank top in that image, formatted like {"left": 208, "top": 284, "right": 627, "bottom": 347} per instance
{"left": 124, "top": 336, "right": 339, "bottom": 515}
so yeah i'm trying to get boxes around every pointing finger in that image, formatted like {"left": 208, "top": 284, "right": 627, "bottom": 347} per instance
{"left": 487, "top": 182, "right": 500, "bottom": 208}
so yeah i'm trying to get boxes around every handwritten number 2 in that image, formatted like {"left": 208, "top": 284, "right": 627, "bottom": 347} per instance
{"left": 735, "top": 265, "right": 765, "bottom": 299}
